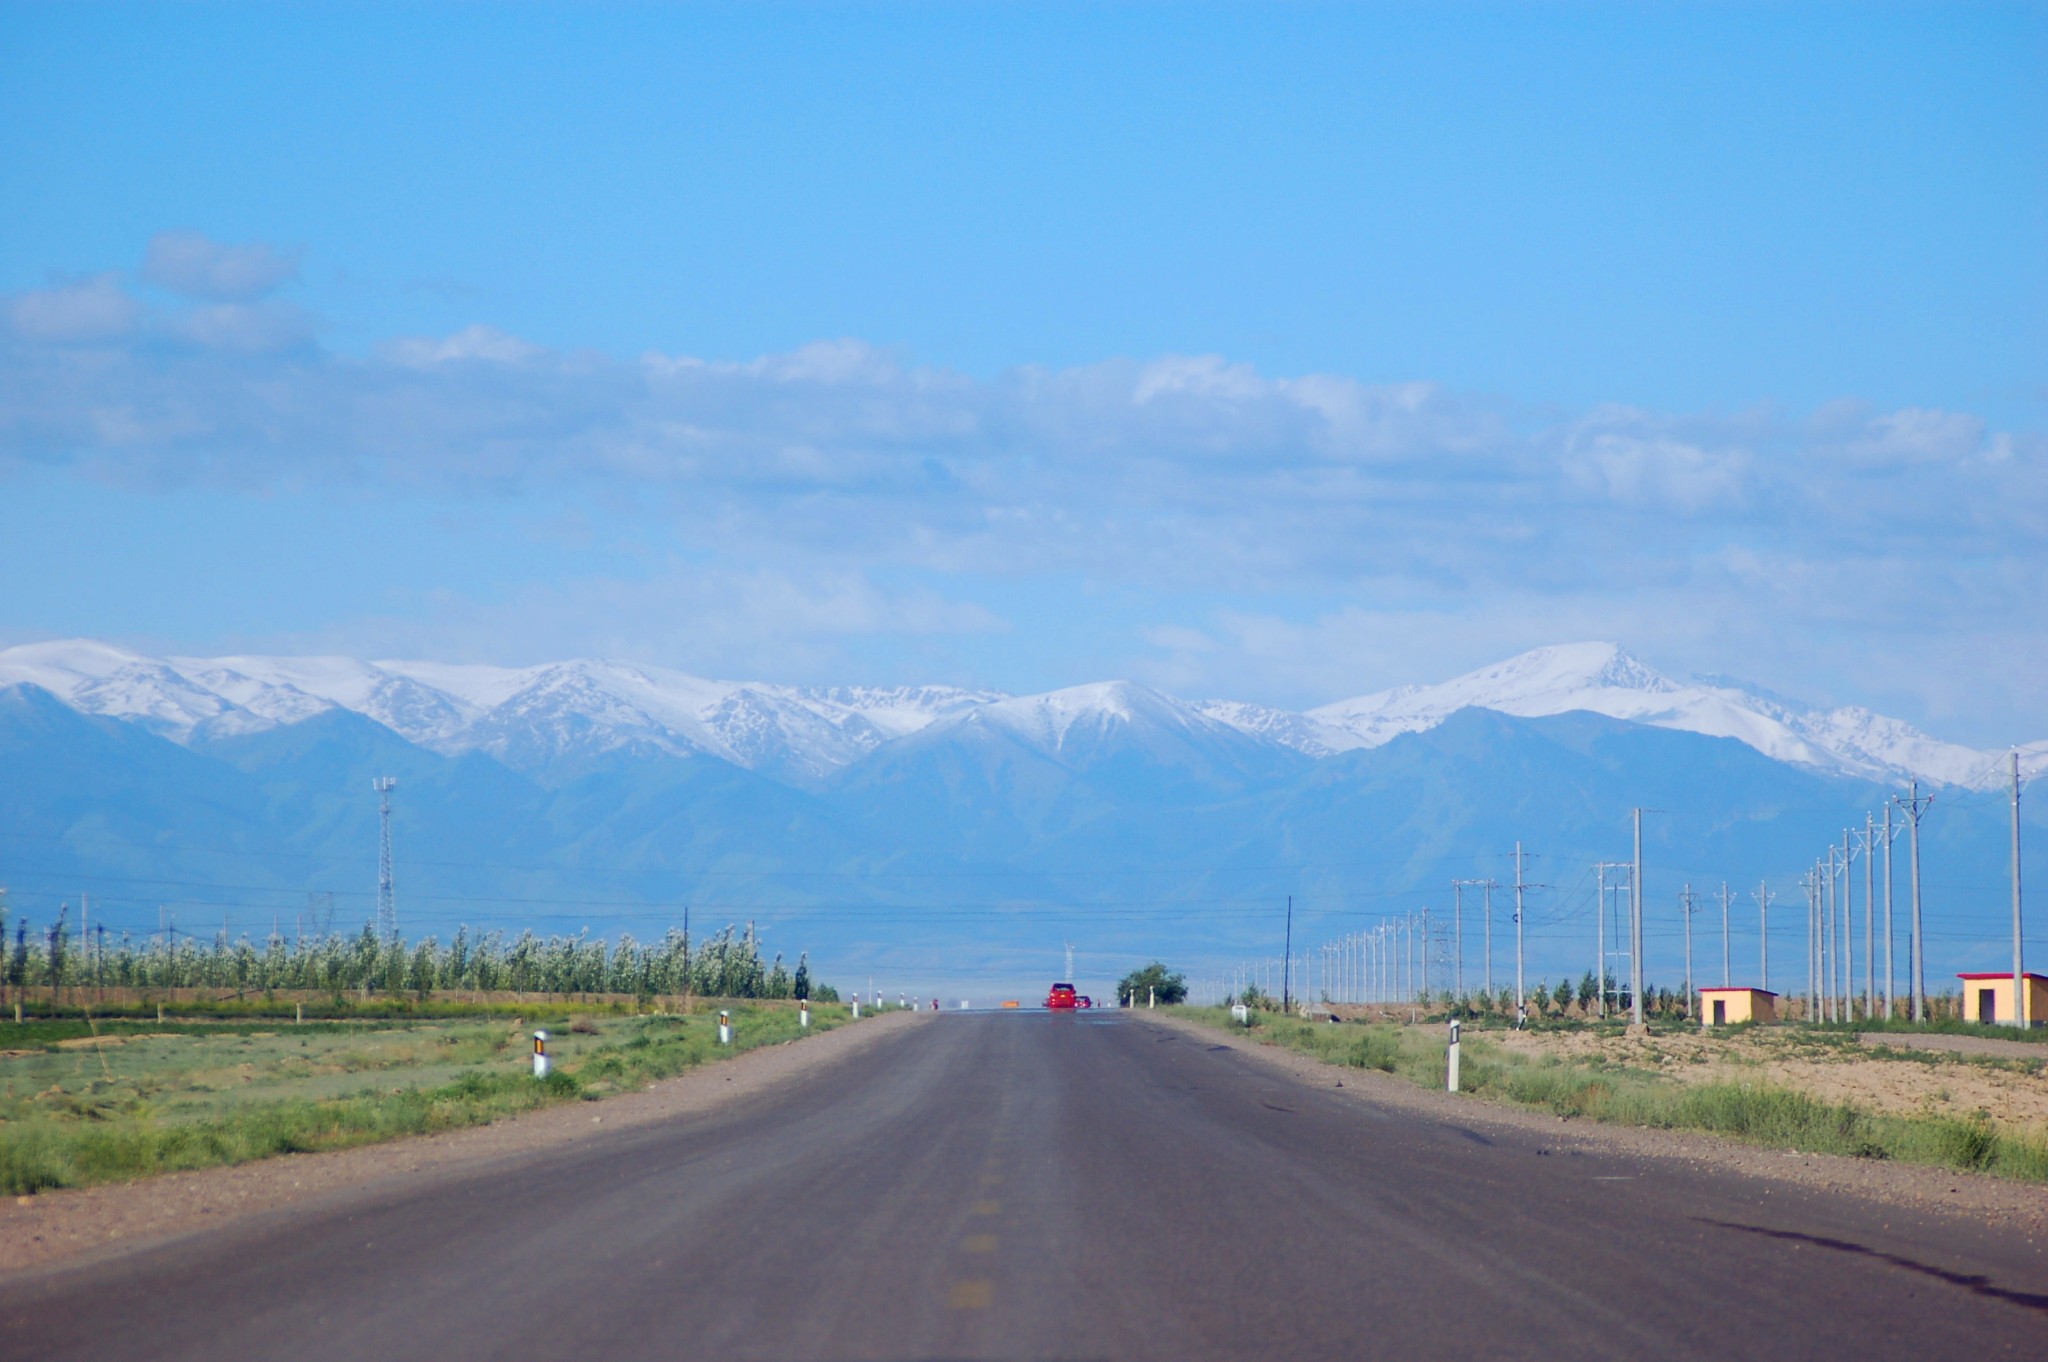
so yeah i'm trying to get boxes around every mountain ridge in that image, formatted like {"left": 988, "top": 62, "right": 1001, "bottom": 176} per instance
{"left": 0, "top": 637, "right": 2032, "bottom": 789}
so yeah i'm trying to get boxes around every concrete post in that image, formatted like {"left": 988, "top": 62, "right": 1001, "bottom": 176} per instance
{"left": 532, "top": 1029, "right": 551, "bottom": 1079}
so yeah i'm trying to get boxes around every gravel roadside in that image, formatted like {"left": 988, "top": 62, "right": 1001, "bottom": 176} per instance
{"left": 1143, "top": 1011, "right": 2048, "bottom": 1232}
{"left": 1857, "top": 1031, "right": 2048, "bottom": 1061}
{"left": 0, "top": 1009, "right": 926, "bottom": 1279}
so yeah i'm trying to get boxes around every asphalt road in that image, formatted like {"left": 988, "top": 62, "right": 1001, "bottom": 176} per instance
{"left": 4, "top": 1013, "right": 2045, "bottom": 1360}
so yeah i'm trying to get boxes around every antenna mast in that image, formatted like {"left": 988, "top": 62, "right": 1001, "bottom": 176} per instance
{"left": 374, "top": 777, "right": 398, "bottom": 941}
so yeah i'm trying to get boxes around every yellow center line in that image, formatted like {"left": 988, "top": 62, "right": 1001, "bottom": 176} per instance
{"left": 961, "top": 1233, "right": 998, "bottom": 1254}
{"left": 949, "top": 1280, "right": 994, "bottom": 1310}
{"left": 970, "top": 1199, "right": 1001, "bottom": 1216}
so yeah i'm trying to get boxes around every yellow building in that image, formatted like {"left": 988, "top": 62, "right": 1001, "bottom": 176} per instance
{"left": 1956, "top": 973, "right": 2048, "bottom": 1027}
{"left": 1698, "top": 987, "right": 1777, "bottom": 1026}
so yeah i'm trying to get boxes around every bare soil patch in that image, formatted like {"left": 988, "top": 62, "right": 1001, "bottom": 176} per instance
{"left": 1487, "top": 1025, "right": 2048, "bottom": 1135}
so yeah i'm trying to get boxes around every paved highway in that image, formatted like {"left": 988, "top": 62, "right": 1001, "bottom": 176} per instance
{"left": 5, "top": 1013, "right": 2044, "bottom": 1359}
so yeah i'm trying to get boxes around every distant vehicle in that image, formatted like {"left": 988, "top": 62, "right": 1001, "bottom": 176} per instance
{"left": 1000, "top": 1000, "right": 1021, "bottom": 1009}
{"left": 1078, "top": 995, "right": 1094, "bottom": 1009}
{"left": 1046, "top": 982, "right": 1080, "bottom": 1010}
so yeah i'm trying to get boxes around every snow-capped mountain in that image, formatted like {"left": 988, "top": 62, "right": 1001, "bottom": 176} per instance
{"left": 926, "top": 680, "right": 1305, "bottom": 786}
{"left": 1307, "top": 642, "right": 2005, "bottom": 785}
{"left": 0, "top": 637, "right": 2032, "bottom": 788}
{"left": 0, "top": 640, "right": 1000, "bottom": 785}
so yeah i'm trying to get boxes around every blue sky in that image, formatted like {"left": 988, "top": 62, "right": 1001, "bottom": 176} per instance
{"left": 2, "top": 2, "right": 2043, "bottom": 741}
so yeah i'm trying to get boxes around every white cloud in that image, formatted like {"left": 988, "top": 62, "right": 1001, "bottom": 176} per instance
{"left": 1559, "top": 410, "right": 1753, "bottom": 512}
{"left": 382, "top": 324, "right": 544, "bottom": 367}
{"left": 6, "top": 275, "right": 141, "bottom": 342}
{"left": 176, "top": 301, "right": 314, "bottom": 354}
{"left": 0, "top": 270, "right": 2041, "bottom": 735}
{"left": 293, "top": 565, "right": 1008, "bottom": 684}
{"left": 1840, "top": 406, "right": 1985, "bottom": 467}
{"left": 142, "top": 231, "right": 299, "bottom": 301}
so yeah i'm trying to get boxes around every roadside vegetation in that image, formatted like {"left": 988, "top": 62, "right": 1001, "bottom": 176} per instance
{"left": 1116, "top": 962, "right": 1188, "bottom": 1006}
{"left": 1183, "top": 1006, "right": 2048, "bottom": 1185}
{"left": 0, "top": 1000, "right": 855, "bottom": 1196}
{"left": 1, "top": 905, "right": 835, "bottom": 1006}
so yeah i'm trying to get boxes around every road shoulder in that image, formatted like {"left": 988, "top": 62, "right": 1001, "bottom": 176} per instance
{"left": 0, "top": 1009, "right": 927, "bottom": 1279}
{"left": 1141, "top": 1011, "right": 2048, "bottom": 1231}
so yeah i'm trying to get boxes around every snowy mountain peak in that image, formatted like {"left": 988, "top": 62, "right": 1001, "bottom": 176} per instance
{"left": 1308, "top": 643, "right": 1999, "bottom": 785}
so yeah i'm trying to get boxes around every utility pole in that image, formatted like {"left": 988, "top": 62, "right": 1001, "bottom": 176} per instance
{"left": 2007, "top": 749, "right": 2023, "bottom": 1024}
{"left": 1474, "top": 880, "right": 1489, "bottom": 998}
{"left": 1421, "top": 907, "right": 1432, "bottom": 1002}
{"left": 1827, "top": 844, "right": 1840, "bottom": 1022}
{"left": 1753, "top": 880, "right": 1772, "bottom": 993}
{"left": 1631, "top": 811, "right": 1646, "bottom": 1029}
{"left": 1842, "top": 828, "right": 1855, "bottom": 1021}
{"left": 373, "top": 776, "right": 398, "bottom": 941}
{"left": 1595, "top": 861, "right": 1627, "bottom": 1018}
{"left": 1452, "top": 881, "right": 1464, "bottom": 998}
{"left": 1595, "top": 863, "right": 1607, "bottom": 1018}
{"left": 1719, "top": 882, "right": 1732, "bottom": 988}
{"left": 1862, "top": 813, "right": 1876, "bottom": 1021}
{"left": 1513, "top": 842, "right": 1528, "bottom": 1018}
{"left": 1680, "top": 884, "right": 1697, "bottom": 1018}
{"left": 1826, "top": 839, "right": 1843, "bottom": 1019}
{"left": 1810, "top": 860, "right": 1826, "bottom": 1019}
{"left": 1404, "top": 914, "right": 1414, "bottom": 1004}
{"left": 1281, "top": 897, "right": 1293, "bottom": 1013}
{"left": 1882, "top": 802, "right": 1895, "bottom": 1019}
{"left": 1897, "top": 781, "right": 1933, "bottom": 1023}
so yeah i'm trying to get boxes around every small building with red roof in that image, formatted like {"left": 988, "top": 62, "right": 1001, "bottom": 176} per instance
{"left": 1698, "top": 987, "right": 1777, "bottom": 1026}
{"left": 1955, "top": 972, "right": 2047, "bottom": 1027}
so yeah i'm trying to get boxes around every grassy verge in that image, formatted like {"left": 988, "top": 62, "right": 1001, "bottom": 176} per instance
{"left": 2, "top": 995, "right": 691, "bottom": 1027}
{"left": 1817, "top": 1015, "right": 2048, "bottom": 1042}
{"left": 0, "top": 1003, "right": 853, "bottom": 1195}
{"left": 1179, "top": 1007, "right": 2048, "bottom": 1184}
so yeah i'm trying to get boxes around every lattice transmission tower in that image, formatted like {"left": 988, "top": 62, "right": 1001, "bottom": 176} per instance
{"left": 374, "top": 776, "right": 398, "bottom": 940}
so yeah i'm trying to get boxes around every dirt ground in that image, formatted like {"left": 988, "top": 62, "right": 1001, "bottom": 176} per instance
{"left": 1486, "top": 1025, "right": 2048, "bottom": 1134}
{"left": 0, "top": 1008, "right": 924, "bottom": 1279}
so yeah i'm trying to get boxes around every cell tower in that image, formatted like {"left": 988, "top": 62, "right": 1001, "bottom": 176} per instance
{"left": 374, "top": 776, "right": 398, "bottom": 940}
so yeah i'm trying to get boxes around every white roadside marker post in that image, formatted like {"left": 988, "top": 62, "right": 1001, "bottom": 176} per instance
{"left": 852, "top": 998, "right": 861, "bottom": 1018}
{"left": 1447, "top": 1018, "right": 1461, "bottom": 1093}
{"left": 718, "top": 1010, "right": 732, "bottom": 1045}
{"left": 532, "top": 1029, "right": 551, "bottom": 1079}
{"left": 1148, "top": 987, "right": 1155, "bottom": 1009}
{"left": 799, "top": 999, "right": 810, "bottom": 1030}
{"left": 1231, "top": 1003, "right": 1250, "bottom": 1026}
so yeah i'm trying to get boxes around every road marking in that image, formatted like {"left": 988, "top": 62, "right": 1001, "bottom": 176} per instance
{"left": 949, "top": 1280, "right": 994, "bottom": 1310}
{"left": 971, "top": 1199, "right": 1001, "bottom": 1215}
{"left": 980, "top": 1173, "right": 1003, "bottom": 1187}
{"left": 962, "top": 1234, "right": 998, "bottom": 1254}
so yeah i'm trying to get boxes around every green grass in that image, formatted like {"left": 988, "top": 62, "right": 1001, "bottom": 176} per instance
{"left": 0, "top": 1002, "right": 852, "bottom": 1195}
{"left": 1818, "top": 1014, "right": 2048, "bottom": 1042}
{"left": 2, "top": 994, "right": 665, "bottom": 1028}
{"left": 1179, "top": 1007, "right": 2048, "bottom": 1184}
